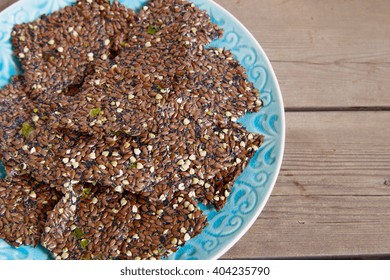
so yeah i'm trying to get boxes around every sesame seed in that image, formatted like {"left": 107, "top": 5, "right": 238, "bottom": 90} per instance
{"left": 199, "top": 150, "right": 207, "bottom": 157}
{"left": 120, "top": 198, "right": 127, "bottom": 206}
{"left": 87, "top": 52, "right": 94, "bottom": 61}
{"left": 189, "top": 154, "right": 196, "bottom": 161}
{"left": 61, "top": 251, "right": 69, "bottom": 259}
{"left": 184, "top": 233, "right": 191, "bottom": 241}
{"left": 136, "top": 162, "right": 144, "bottom": 169}
{"left": 180, "top": 164, "right": 190, "bottom": 172}
{"left": 29, "top": 191, "right": 37, "bottom": 198}
{"left": 189, "top": 190, "right": 196, "bottom": 198}
{"left": 115, "top": 185, "right": 124, "bottom": 193}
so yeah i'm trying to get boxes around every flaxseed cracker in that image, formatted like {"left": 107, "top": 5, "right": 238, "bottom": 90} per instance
{"left": 119, "top": 0, "right": 223, "bottom": 55}
{"left": 0, "top": 76, "right": 35, "bottom": 176}
{"left": 11, "top": 0, "right": 135, "bottom": 98}
{"left": 0, "top": 175, "right": 60, "bottom": 247}
{"left": 42, "top": 185, "right": 207, "bottom": 260}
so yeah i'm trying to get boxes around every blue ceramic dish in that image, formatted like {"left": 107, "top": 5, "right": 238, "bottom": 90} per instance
{"left": 0, "top": 0, "right": 285, "bottom": 260}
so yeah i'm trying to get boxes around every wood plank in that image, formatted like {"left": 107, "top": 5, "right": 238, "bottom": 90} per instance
{"left": 214, "top": 0, "right": 390, "bottom": 109}
{"left": 223, "top": 111, "right": 390, "bottom": 258}
{"left": 224, "top": 195, "right": 390, "bottom": 259}
{"left": 0, "top": 0, "right": 14, "bottom": 11}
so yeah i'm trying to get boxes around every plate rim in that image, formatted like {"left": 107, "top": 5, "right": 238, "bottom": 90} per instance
{"left": 204, "top": 0, "right": 285, "bottom": 260}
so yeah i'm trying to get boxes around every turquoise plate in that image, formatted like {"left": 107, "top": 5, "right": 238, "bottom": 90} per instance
{"left": 0, "top": 0, "right": 285, "bottom": 260}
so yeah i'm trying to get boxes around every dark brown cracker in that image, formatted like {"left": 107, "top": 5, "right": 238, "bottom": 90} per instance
{"left": 42, "top": 186, "right": 207, "bottom": 260}
{"left": 51, "top": 46, "right": 261, "bottom": 138}
{"left": 49, "top": 54, "right": 160, "bottom": 138}
{"left": 11, "top": 0, "right": 112, "bottom": 98}
{"left": 118, "top": 0, "right": 223, "bottom": 55}
{"left": 0, "top": 76, "right": 35, "bottom": 175}
{"left": 0, "top": 175, "right": 60, "bottom": 247}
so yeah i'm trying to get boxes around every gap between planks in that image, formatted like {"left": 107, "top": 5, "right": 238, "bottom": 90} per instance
{"left": 285, "top": 106, "right": 390, "bottom": 112}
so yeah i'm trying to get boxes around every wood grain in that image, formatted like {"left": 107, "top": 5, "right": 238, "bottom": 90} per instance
{"left": 0, "top": 0, "right": 15, "bottom": 11}
{"left": 214, "top": 0, "right": 390, "bottom": 109}
{"left": 223, "top": 111, "right": 390, "bottom": 259}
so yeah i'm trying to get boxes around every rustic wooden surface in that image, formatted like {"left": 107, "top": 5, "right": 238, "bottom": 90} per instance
{"left": 1, "top": 0, "right": 390, "bottom": 259}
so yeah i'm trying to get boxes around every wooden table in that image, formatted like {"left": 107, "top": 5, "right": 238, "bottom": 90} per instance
{"left": 1, "top": 0, "right": 390, "bottom": 259}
